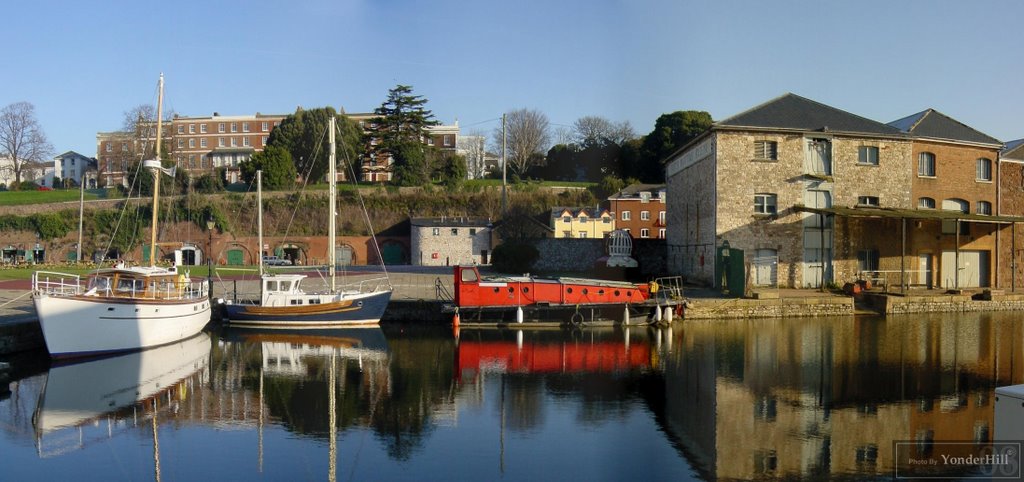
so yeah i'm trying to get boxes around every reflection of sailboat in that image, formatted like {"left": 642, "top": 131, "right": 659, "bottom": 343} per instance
{"left": 223, "top": 116, "right": 392, "bottom": 326}
{"left": 32, "top": 332, "right": 211, "bottom": 457}
{"left": 222, "top": 326, "right": 389, "bottom": 480}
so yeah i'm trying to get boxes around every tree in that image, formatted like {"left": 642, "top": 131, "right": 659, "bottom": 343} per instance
{"left": 368, "top": 85, "right": 439, "bottom": 185}
{"left": 433, "top": 151, "right": 467, "bottom": 188}
{"left": 241, "top": 145, "right": 297, "bottom": 190}
{"left": 493, "top": 108, "right": 550, "bottom": 179}
{"left": 635, "top": 110, "right": 712, "bottom": 182}
{"left": 0, "top": 102, "right": 53, "bottom": 184}
{"left": 573, "top": 116, "right": 636, "bottom": 147}
{"left": 266, "top": 107, "right": 363, "bottom": 183}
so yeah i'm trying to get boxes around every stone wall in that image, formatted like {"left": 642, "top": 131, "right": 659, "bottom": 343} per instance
{"left": 867, "top": 292, "right": 1024, "bottom": 314}
{"left": 411, "top": 224, "right": 492, "bottom": 266}
{"left": 683, "top": 296, "right": 853, "bottom": 320}
{"left": 666, "top": 135, "right": 717, "bottom": 284}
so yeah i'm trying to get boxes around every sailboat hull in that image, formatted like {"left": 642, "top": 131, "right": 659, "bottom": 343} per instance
{"left": 33, "top": 294, "right": 212, "bottom": 359}
{"left": 224, "top": 290, "right": 392, "bottom": 326}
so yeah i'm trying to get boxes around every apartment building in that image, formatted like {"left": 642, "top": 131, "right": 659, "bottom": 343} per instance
{"left": 170, "top": 113, "right": 285, "bottom": 183}
{"left": 608, "top": 184, "right": 666, "bottom": 239}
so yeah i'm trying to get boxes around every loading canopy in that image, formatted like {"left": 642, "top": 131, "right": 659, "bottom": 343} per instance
{"left": 794, "top": 205, "right": 1024, "bottom": 291}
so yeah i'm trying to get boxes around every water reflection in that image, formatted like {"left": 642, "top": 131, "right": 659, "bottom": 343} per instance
{"left": 663, "top": 313, "right": 1024, "bottom": 480}
{"left": 2, "top": 313, "right": 1023, "bottom": 480}
{"left": 34, "top": 333, "right": 210, "bottom": 459}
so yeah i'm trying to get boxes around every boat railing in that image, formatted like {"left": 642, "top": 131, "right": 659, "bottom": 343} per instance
{"left": 32, "top": 271, "right": 83, "bottom": 296}
{"left": 652, "top": 276, "right": 685, "bottom": 304}
{"left": 336, "top": 276, "right": 391, "bottom": 294}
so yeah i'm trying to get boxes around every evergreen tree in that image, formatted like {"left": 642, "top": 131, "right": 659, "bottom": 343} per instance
{"left": 266, "top": 107, "right": 362, "bottom": 182}
{"left": 240, "top": 145, "right": 297, "bottom": 190}
{"left": 368, "top": 85, "right": 439, "bottom": 185}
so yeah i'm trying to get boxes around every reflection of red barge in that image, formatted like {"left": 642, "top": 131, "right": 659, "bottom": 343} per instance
{"left": 445, "top": 266, "right": 683, "bottom": 325}
{"left": 456, "top": 339, "right": 653, "bottom": 374}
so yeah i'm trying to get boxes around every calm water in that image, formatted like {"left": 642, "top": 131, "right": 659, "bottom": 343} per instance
{"left": 2, "top": 313, "right": 1023, "bottom": 481}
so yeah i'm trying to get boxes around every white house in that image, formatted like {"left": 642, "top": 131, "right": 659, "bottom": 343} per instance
{"left": 52, "top": 151, "right": 99, "bottom": 188}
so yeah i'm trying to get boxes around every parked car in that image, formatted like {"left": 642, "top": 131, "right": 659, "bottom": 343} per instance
{"left": 262, "top": 255, "right": 291, "bottom": 266}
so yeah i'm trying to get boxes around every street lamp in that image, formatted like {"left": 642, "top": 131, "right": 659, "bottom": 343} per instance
{"left": 206, "top": 215, "right": 215, "bottom": 298}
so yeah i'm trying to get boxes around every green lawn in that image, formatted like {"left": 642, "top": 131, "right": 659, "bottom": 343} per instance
{"left": 0, "top": 189, "right": 104, "bottom": 206}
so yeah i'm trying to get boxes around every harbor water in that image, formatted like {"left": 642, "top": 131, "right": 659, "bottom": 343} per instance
{"left": 2, "top": 311, "right": 1022, "bottom": 480}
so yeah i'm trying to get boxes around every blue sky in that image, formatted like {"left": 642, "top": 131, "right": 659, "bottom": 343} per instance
{"left": 4, "top": 0, "right": 1023, "bottom": 156}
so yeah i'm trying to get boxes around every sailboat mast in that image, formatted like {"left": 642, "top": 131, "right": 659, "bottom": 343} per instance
{"left": 328, "top": 116, "right": 337, "bottom": 292}
{"left": 257, "top": 169, "right": 264, "bottom": 277}
{"left": 149, "top": 73, "right": 165, "bottom": 268}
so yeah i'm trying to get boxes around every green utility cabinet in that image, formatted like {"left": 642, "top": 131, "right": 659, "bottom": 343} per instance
{"left": 715, "top": 240, "right": 745, "bottom": 297}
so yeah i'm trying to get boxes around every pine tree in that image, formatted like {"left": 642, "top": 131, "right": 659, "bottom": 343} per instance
{"left": 368, "top": 85, "right": 439, "bottom": 185}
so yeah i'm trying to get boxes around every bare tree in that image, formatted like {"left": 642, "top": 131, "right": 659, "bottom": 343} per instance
{"left": 460, "top": 130, "right": 488, "bottom": 179}
{"left": 553, "top": 126, "right": 574, "bottom": 146}
{"left": 0, "top": 102, "right": 53, "bottom": 184}
{"left": 573, "top": 115, "right": 636, "bottom": 146}
{"left": 493, "top": 108, "right": 550, "bottom": 178}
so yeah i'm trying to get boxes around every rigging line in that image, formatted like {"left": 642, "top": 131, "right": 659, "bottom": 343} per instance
{"left": 337, "top": 121, "right": 392, "bottom": 289}
{"left": 279, "top": 123, "right": 328, "bottom": 244}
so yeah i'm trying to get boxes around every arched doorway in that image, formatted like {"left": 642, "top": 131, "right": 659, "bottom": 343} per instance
{"left": 277, "top": 243, "right": 305, "bottom": 266}
{"left": 336, "top": 244, "right": 355, "bottom": 267}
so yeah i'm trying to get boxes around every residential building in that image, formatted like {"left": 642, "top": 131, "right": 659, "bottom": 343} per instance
{"left": 359, "top": 115, "right": 461, "bottom": 183}
{"left": 170, "top": 113, "right": 286, "bottom": 183}
{"left": 887, "top": 109, "right": 1004, "bottom": 289}
{"left": 52, "top": 151, "right": 99, "bottom": 188}
{"left": 456, "top": 134, "right": 488, "bottom": 179}
{"left": 550, "top": 207, "right": 615, "bottom": 239}
{"left": 410, "top": 217, "right": 493, "bottom": 266}
{"left": 608, "top": 184, "right": 666, "bottom": 239}
{"left": 96, "top": 123, "right": 170, "bottom": 188}
{"left": 665, "top": 93, "right": 914, "bottom": 288}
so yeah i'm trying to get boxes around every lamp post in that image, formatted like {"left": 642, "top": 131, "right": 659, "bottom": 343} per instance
{"left": 206, "top": 215, "right": 215, "bottom": 298}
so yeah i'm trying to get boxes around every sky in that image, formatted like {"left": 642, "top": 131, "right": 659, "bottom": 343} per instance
{"left": 3, "top": 0, "right": 1023, "bottom": 157}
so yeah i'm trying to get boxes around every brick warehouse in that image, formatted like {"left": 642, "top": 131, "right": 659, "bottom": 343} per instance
{"left": 665, "top": 93, "right": 1024, "bottom": 291}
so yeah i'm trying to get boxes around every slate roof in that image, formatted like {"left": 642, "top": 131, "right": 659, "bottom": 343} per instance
{"left": 887, "top": 109, "right": 1002, "bottom": 146}
{"left": 716, "top": 93, "right": 903, "bottom": 136}
{"left": 1002, "top": 138, "right": 1024, "bottom": 158}
{"left": 608, "top": 183, "right": 666, "bottom": 200}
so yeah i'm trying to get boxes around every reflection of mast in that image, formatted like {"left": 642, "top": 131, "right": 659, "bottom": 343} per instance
{"left": 500, "top": 373, "right": 505, "bottom": 474}
{"left": 258, "top": 361, "right": 264, "bottom": 473}
{"left": 152, "top": 400, "right": 161, "bottom": 482}
{"left": 329, "top": 350, "right": 337, "bottom": 482}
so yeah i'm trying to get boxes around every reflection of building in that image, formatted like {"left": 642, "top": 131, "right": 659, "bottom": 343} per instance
{"left": 662, "top": 314, "right": 1024, "bottom": 480}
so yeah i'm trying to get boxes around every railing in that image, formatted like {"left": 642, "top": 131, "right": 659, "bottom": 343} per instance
{"left": 857, "top": 270, "right": 931, "bottom": 290}
{"left": 435, "top": 277, "right": 454, "bottom": 302}
{"left": 32, "top": 270, "right": 209, "bottom": 301}
{"left": 652, "top": 276, "right": 685, "bottom": 304}
{"left": 32, "top": 271, "right": 83, "bottom": 296}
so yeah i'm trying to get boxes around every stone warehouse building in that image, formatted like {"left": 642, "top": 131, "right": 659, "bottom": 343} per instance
{"left": 410, "top": 217, "right": 493, "bottom": 266}
{"left": 665, "top": 93, "right": 1024, "bottom": 291}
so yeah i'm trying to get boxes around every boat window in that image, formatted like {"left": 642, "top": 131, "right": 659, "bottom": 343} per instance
{"left": 117, "top": 278, "right": 144, "bottom": 292}
{"left": 266, "top": 281, "right": 278, "bottom": 292}
{"left": 523, "top": 287, "right": 529, "bottom": 293}
{"left": 567, "top": 287, "right": 573, "bottom": 294}
{"left": 309, "top": 298, "right": 319, "bottom": 304}
{"left": 582, "top": 288, "right": 589, "bottom": 295}
{"left": 493, "top": 287, "right": 500, "bottom": 293}
{"left": 598, "top": 289, "right": 604, "bottom": 295}
{"left": 614, "top": 290, "right": 620, "bottom": 296}
{"left": 508, "top": 287, "right": 515, "bottom": 293}
{"left": 461, "top": 269, "right": 479, "bottom": 283}
{"left": 290, "top": 299, "right": 301, "bottom": 305}
{"left": 280, "top": 281, "right": 292, "bottom": 292}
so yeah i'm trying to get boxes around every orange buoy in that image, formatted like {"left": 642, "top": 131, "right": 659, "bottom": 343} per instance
{"left": 452, "top": 311, "right": 460, "bottom": 329}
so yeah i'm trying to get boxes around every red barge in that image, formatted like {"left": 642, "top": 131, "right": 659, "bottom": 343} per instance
{"left": 444, "top": 265, "right": 684, "bottom": 325}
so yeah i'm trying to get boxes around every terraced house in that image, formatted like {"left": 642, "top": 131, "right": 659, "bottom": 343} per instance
{"left": 666, "top": 93, "right": 1023, "bottom": 291}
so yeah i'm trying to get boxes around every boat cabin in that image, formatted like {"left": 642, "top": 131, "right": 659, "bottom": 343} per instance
{"left": 84, "top": 265, "right": 198, "bottom": 300}
{"left": 261, "top": 274, "right": 324, "bottom": 307}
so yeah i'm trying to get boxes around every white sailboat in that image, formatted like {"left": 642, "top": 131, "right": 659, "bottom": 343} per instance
{"left": 31, "top": 74, "right": 212, "bottom": 358}
{"left": 223, "top": 116, "right": 392, "bottom": 326}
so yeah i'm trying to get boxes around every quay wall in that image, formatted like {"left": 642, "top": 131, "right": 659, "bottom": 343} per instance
{"left": 683, "top": 296, "right": 854, "bottom": 320}
{"left": 865, "top": 293, "right": 1024, "bottom": 314}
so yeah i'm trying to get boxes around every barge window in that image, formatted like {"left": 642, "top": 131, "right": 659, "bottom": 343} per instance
{"left": 461, "top": 269, "right": 479, "bottom": 283}
{"left": 567, "top": 287, "right": 573, "bottom": 294}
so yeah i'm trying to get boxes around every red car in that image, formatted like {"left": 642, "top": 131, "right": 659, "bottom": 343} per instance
{"left": 37, "top": 186, "right": 53, "bottom": 191}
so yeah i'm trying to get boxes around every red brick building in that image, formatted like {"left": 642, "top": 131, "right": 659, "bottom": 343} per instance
{"left": 608, "top": 184, "right": 666, "bottom": 239}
